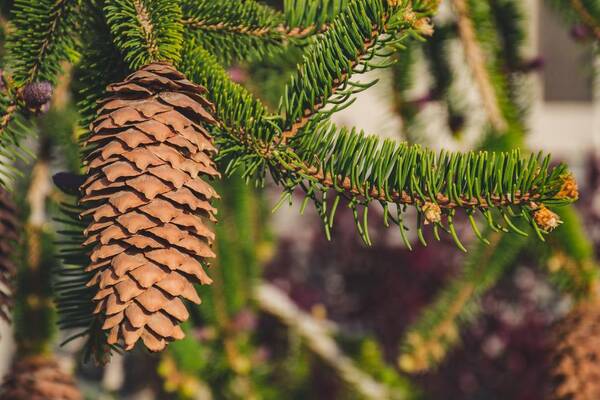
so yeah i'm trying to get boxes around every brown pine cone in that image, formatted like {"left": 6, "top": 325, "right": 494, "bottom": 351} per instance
{"left": 0, "top": 188, "right": 17, "bottom": 324}
{"left": 550, "top": 299, "right": 600, "bottom": 400}
{"left": 1, "top": 355, "right": 82, "bottom": 400}
{"left": 80, "top": 62, "right": 219, "bottom": 352}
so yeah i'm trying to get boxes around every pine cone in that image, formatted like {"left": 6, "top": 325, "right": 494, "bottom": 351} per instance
{"left": 0, "top": 355, "right": 82, "bottom": 400}
{"left": 0, "top": 188, "right": 17, "bottom": 324}
{"left": 80, "top": 62, "right": 219, "bottom": 352}
{"left": 22, "top": 81, "right": 53, "bottom": 113}
{"left": 550, "top": 300, "right": 600, "bottom": 400}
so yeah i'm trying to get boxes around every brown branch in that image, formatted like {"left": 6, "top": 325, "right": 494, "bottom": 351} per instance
{"left": 570, "top": 0, "right": 600, "bottom": 39}
{"left": 278, "top": 5, "right": 439, "bottom": 144}
{"left": 452, "top": 0, "right": 508, "bottom": 133}
{"left": 231, "top": 125, "right": 545, "bottom": 211}
{"left": 285, "top": 159, "right": 541, "bottom": 210}
{"left": 182, "top": 18, "right": 275, "bottom": 37}
{"left": 181, "top": 18, "right": 326, "bottom": 40}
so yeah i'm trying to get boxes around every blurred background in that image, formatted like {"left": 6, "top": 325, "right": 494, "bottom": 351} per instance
{"left": 0, "top": 0, "right": 599, "bottom": 399}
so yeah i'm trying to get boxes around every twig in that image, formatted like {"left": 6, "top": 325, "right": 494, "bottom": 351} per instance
{"left": 452, "top": 0, "right": 508, "bottom": 133}
{"left": 282, "top": 157, "right": 542, "bottom": 210}
{"left": 26, "top": 0, "right": 73, "bottom": 84}
{"left": 181, "top": 18, "right": 319, "bottom": 39}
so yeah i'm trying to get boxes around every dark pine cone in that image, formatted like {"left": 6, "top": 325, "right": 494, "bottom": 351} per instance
{"left": 22, "top": 81, "right": 53, "bottom": 110}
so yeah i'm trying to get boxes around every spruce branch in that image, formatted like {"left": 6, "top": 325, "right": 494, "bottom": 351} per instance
{"left": 104, "top": 0, "right": 183, "bottom": 69}
{"left": 0, "top": 93, "right": 36, "bottom": 187}
{"left": 452, "top": 0, "right": 508, "bottom": 133}
{"left": 74, "top": 0, "right": 130, "bottom": 128}
{"left": 182, "top": 38, "right": 576, "bottom": 250}
{"left": 181, "top": 0, "right": 291, "bottom": 64}
{"left": 283, "top": 0, "right": 349, "bottom": 36}
{"left": 0, "top": 0, "right": 77, "bottom": 187}
{"left": 276, "top": 0, "right": 437, "bottom": 142}
{"left": 6, "top": 0, "right": 79, "bottom": 86}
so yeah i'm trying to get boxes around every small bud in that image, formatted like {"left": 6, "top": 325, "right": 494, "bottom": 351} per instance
{"left": 22, "top": 81, "right": 53, "bottom": 112}
{"left": 414, "top": 17, "right": 434, "bottom": 37}
{"left": 533, "top": 205, "right": 562, "bottom": 232}
{"left": 557, "top": 173, "right": 579, "bottom": 200}
{"left": 422, "top": 202, "right": 442, "bottom": 225}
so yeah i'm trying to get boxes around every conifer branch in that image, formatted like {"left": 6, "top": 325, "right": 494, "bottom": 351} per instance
{"left": 0, "top": 94, "right": 36, "bottom": 188}
{"left": 182, "top": 18, "right": 277, "bottom": 38}
{"left": 181, "top": 0, "right": 288, "bottom": 64}
{"left": 0, "top": 103, "right": 17, "bottom": 134}
{"left": 276, "top": 0, "right": 437, "bottom": 143}
{"left": 74, "top": 0, "right": 130, "bottom": 128}
{"left": 283, "top": 0, "right": 348, "bottom": 33}
{"left": 183, "top": 42, "right": 576, "bottom": 251}
{"left": 0, "top": 0, "right": 78, "bottom": 187}
{"left": 452, "top": 0, "right": 508, "bottom": 133}
{"left": 7, "top": 0, "right": 79, "bottom": 86}
{"left": 105, "top": 0, "right": 183, "bottom": 68}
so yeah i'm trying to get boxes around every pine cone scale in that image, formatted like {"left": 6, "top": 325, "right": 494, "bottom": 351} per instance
{"left": 81, "top": 62, "right": 218, "bottom": 352}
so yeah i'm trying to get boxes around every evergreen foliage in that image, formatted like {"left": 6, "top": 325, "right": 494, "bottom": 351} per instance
{"left": 182, "top": 0, "right": 287, "bottom": 65}
{"left": 104, "top": 0, "right": 184, "bottom": 68}
{"left": 6, "top": 0, "right": 79, "bottom": 86}
{"left": 0, "top": 0, "right": 595, "bottom": 394}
